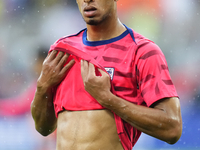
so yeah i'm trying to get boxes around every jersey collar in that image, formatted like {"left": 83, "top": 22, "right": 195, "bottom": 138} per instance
{"left": 82, "top": 25, "right": 135, "bottom": 46}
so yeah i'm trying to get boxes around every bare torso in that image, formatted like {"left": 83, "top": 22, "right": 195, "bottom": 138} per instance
{"left": 56, "top": 109, "right": 124, "bottom": 150}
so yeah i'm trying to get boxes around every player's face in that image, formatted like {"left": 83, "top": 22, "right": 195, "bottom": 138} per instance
{"left": 76, "top": 0, "right": 116, "bottom": 25}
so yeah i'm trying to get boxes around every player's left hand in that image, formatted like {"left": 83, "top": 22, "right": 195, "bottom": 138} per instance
{"left": 81, "top": 60, "right": 111, "bottom": 105}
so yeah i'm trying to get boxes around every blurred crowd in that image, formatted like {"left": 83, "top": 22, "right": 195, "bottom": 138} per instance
{"left": 0, "top": 0, "right": 199, "bottom": 149}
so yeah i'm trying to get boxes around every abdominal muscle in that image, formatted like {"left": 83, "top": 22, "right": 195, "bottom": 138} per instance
{"left": 56, "top": 109, "right": 124, "bottom": 150}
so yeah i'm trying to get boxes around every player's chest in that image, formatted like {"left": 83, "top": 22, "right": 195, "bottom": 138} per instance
{"left": 84, "top": 46, "right": 136, "bottom": 87}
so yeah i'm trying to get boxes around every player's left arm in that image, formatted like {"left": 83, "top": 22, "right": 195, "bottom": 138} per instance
{"left": 81, "top": 60, "right": 182, "bottom": 144}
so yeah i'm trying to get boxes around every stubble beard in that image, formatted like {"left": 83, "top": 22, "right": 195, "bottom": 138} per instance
{"left": 84, "top": 13, "right": 110, "bottom": 26}
{"left": 86, "top": 19, "right": 99, "bottom": 25}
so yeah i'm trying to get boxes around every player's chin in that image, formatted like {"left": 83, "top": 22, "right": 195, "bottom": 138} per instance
{"left": 87, "top": 20, "right": 99, "bottom": 25}
{"left": 84, "top": 18, "right": 100, "bottom": 26}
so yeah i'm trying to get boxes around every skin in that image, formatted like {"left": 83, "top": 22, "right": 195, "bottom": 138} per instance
{"left": 31, "top": 51, "right": 124, "bottom": 150}
{"left": 31, "top": 0, "right": 182, "bottom": 149}
{"left": 31, "top": 51, "right": 75, "bottom": 135}
{"left": 81, "top": 61, "right": 182, "bottom": 144}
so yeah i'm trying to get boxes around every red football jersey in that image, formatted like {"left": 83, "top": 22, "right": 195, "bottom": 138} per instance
{"left": 49, "top": 25, "right": 178, "bottom": 150}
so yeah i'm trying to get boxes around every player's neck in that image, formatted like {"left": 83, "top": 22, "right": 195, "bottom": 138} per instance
{"left": 86, "top": 19, "right": 126, "bottom": 42}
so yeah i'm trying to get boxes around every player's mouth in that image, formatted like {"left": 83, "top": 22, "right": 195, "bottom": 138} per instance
{"left": 83, "top": 6, "right": 97, "bottom": 17}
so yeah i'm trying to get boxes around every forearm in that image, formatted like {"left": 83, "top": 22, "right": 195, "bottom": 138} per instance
{"left": 31, "top": 86, "right": 57, "bottom": 136}
{"left": 30, "top": 50, "right": 74, "bottom": 135}
{"left": 100, "top": 93, "right": 182, "bottom": 144}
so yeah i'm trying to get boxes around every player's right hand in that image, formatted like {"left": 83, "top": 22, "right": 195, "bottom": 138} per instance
{"left": 37, "top": 50, "right": 75, "bottom": 90}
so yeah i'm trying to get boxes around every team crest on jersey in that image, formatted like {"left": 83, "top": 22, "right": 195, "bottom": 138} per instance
{"left": 105, "top": 67, "right": 115, "bottom": 80}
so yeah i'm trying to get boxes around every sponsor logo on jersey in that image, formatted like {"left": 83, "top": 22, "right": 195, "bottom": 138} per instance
{"left": 105, "top": 67, "right": 115, "bottom": 80}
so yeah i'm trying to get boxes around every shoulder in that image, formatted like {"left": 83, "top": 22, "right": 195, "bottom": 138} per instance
{"left": 131, "top": 31, "right": 164, "bottom": 59}
{"left": 125, "top": 28, "right": 167, "bottom": 66}
{"left": 49, "top": 28, "right": 86, "bottom": 52}
{"left": 125, "top": 26, "right": 163, "bottom": 56}
{"left": 54, "top": 28, "right": 86, "bottom": 44}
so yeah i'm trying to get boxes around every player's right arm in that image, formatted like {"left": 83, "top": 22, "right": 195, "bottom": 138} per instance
{"left": 31, "top": 50, "right": 75, "bottom": 136}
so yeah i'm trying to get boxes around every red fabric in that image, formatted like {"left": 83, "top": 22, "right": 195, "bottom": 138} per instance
{"left": 49, "top": 44, "right": 133, "bottom": 150}
{"left": 49, "top": 27, "right": 178, "bottom": 150}
{"left": 49, "top": 44, "right": 110, "bottom": 113}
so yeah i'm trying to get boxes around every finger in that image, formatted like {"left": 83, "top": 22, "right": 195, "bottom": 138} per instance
{"left": 57, "top": 53, "right": 70, "bottom": 69}
{"left": 88, "top": 62, "right": 96, "bottom": 77}
{"left": 81, "top": 60, "right": 89, "bottom": 82}
{"left": 54, "top": 51, "right": 66, "bottom": 64}
{"left": 46, "top": 51, "right": 51, "bottom": 57}
{"left": 47, "top": 50, "right": 59, "bottom": 61}
{"left": 60, "top": 59, "right": 75, "bottom": 75}
{"left": 43, "top": 50, "right": 56, "bottom": 64}
{"left": 98, "top": 68, "right": 110, "bottom": 79}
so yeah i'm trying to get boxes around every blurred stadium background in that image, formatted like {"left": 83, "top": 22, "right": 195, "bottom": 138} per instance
{"left": 0, "top": 0, "right": 199, "bottom": 150}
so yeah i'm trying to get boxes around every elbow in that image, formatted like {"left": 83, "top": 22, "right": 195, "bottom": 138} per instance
{"left": 166, "top": 118, "right": 182, "bottom": 144}
{"left": 35, "top": 125, "right": 55, "bottom": 136}
{"left": 167, "top": 130, "right": 182, "bottom": 145}
{"left": 34, "top": 118, "right": 57, "bottom": 136}
{"left": 35, "top": 125, "right": 50, "bottom": 136}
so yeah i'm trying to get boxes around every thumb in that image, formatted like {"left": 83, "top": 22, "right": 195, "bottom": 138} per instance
{"left": 98, "top": 68, "right": 110, "bottom": 79}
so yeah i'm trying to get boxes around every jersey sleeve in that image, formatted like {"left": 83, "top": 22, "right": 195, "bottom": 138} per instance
{"left": 134, "top": 40, "right": 178, "bottom": 107}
